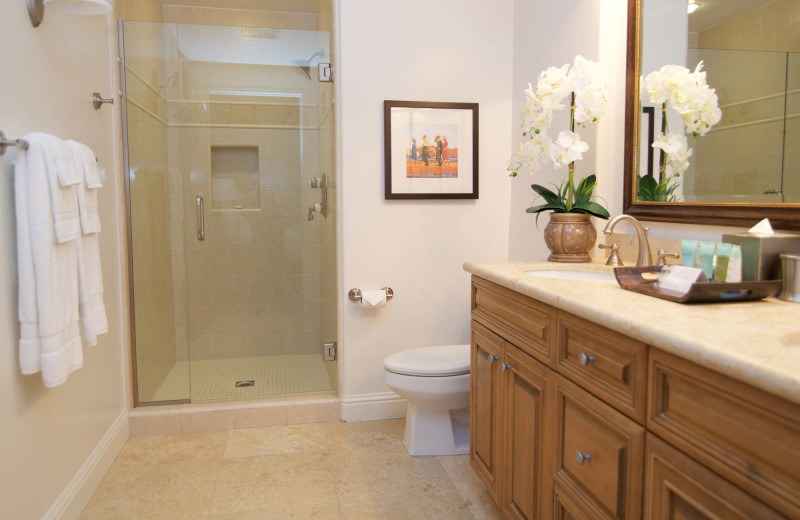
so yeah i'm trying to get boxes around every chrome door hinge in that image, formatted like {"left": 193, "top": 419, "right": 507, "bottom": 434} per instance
{"left": 323, "top": 342, "right": 337, "bottom": 361}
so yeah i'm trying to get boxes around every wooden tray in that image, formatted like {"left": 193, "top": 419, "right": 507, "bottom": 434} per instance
{"left": 614, "top": 266, "right": 783, "bottom": 304}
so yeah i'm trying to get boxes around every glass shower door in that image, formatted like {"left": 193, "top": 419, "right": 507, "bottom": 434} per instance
{"left": 122, "top": 19, "right": 336, "bottom": 405}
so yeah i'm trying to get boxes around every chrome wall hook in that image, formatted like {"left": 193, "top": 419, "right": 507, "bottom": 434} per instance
{"left": 92, "top": 92, "right": 114, "bottom": 109}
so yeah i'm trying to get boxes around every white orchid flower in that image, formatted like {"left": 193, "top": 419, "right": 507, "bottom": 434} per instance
{"left": 536, "top": 64, "right": 572, "bottom": 104}
{"left": 653, "top": 132, "right": 692, "bottom": 174}
{"left": 549, "top": 130, "right": 589, "bottom": 169}
{"left": 569, "top": 55, "right": 609, "bottom": 123}
{"left": 515, "top": 133, "right": 554, "bottom": 174}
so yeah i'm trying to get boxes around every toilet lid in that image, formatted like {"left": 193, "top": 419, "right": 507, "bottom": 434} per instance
{"left": 384, "top": 344, "right": 470, "bottom": 376}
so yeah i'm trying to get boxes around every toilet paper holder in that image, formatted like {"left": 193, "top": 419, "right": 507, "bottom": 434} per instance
{"left": 349, "top": 287, "right": 394, "bottom": 303}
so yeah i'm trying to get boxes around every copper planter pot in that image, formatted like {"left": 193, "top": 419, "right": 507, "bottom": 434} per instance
{"left": 543, "top": 213, "right": 597, "bottom": 263}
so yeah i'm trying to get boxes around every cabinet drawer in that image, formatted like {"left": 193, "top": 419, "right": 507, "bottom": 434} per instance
{"left": 554, "top": 376, "right": 644, "bottom": 520}
{"left": 556, "top": 312, "right": 647, "bottom": 423}
{"left": 472, "top": 276, "right": 557, "bottom": 367}
{"left": 644, "top": 434, "right": 784, "bottom": 520}
{"left": 648, "top": 349, "right": 800, "bottom": 518}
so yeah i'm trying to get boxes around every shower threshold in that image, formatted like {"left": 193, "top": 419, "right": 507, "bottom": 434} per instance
{"left": 153, "top": 353, "right": 335, "bottom": 402}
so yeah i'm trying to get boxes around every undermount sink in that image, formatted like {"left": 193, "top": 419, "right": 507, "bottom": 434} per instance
{"left": 524, "top": 269, "right": 617, "bottom": 282}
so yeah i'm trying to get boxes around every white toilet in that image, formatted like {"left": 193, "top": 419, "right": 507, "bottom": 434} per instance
{"left": 383, "top": 344, "right": 471, "bottom": 456}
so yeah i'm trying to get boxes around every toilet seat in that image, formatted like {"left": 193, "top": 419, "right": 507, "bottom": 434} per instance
{"left": 383, "top": 344, "right": 470, "bottom": 377}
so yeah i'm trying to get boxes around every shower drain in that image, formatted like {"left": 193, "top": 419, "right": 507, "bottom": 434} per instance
{"left": 235, "top": 380, "right": 255, "bottom": 388}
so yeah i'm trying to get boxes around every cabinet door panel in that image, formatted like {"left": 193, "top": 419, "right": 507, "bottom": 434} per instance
{"left": 502, "top": 343, "right": 554, "bottom": 520}
{"left": 644, "top": 434, "right": 785, "bottom": 520}
{"left": 470, "top": 320, "right": 503, "bottom": 502}
{"left": 554, "top": 375, "right": 644, "bottom": 520}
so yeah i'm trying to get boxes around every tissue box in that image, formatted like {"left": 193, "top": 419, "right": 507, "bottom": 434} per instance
{"left": 722, "top": 232, "right": 800, "bottom": 280}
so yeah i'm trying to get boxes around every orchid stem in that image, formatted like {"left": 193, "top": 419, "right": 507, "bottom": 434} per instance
{"left": 567, "top": 92, "right": 576, "bottom": 211}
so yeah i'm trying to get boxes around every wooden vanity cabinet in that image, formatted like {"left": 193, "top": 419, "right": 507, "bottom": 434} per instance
{"left": 469, "top": 275, "right": 800, "bottom": 520}
{"left": 502, "top": 343, "right": 555, "bottom": 520}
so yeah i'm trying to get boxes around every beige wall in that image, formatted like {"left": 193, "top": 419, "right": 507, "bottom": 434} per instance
{"left": 0, "top": 4, "right": 126, "bottom": 519}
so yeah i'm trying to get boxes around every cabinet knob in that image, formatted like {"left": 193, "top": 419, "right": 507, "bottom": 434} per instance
{"left": 487, "top": 354, "right": 499, "bottom": 363}
{"left": 575, "top": 451, "right": 592, "bottom": 465}
{"left": 501, "top": 362, "right": 512, "bottom": 372}
{"left": 578, "top": 353, "right": 596, "bottom": 366}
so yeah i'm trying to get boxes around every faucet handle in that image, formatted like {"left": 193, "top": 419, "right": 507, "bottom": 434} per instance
{"left": 599, "top": 243, "right": 623, "bottom": 267}
{"left": 656, "top": 249, "right": 680, "bottom": 266}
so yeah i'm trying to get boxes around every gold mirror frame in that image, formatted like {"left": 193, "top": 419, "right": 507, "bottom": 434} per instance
{"left": 623, "top": 0, "right": 800, "bottom": 230}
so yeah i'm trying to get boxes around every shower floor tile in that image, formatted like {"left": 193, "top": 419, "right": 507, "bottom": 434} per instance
{"left": 153, "top": 354, "right": 335, "bottom": 402}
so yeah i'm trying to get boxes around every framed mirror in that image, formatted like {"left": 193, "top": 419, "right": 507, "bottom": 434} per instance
{"left": 624, "top": 0, "right": 800, "bottom": 230}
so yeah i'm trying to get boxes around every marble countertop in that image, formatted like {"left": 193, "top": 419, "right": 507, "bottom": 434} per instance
{"left": 464, "top": 260, "right": 800, "bottom": 405}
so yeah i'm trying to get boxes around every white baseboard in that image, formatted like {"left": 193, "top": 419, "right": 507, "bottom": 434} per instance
{"left": 43, "top": 410, "right": 130, "bottom": 520}
{"left": 340, "top": 392, "right": 408, "bottom": 422}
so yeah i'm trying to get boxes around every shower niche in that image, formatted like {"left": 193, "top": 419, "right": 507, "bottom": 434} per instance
{"left": 120, "top": 17, "right": 337, "bottom": 405}
{"left": 210, "top": 146, "right": 260, "bottom": 210}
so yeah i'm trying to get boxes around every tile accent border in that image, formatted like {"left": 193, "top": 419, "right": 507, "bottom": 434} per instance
{"left": 340, "top": 392, "right": 407, "bottom": 422}
{"left": 43, "top": 410, "right": 130, "bottom": 520}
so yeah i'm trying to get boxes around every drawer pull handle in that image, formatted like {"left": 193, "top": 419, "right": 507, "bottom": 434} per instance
{"left": 578, "top": 353, "right": 596, "bottom": 366}
{"left": 501, "top": 362, "right": 512, "bottom": 372}
{"left": 576, "top": 451, "right": 592, "bottom": 465}
{"left": 487, "top": 354, "right": 498, "bottom": 363}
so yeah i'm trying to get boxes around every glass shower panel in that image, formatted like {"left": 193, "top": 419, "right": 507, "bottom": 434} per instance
{"left": 686, "top": 49, "right": 787, "bottom": 203}
{"left": 782, "top": 52, "right": 800, "bottom": 203}
{"left": 122, "top": 21, "right": 190, "bottom": 403}
{"left": 122, "top": 18, "right": 336, "bottom": 404}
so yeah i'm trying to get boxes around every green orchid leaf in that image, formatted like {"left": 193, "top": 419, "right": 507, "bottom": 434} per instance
{"left": 573, "top": 201, "right": 610, "bottom": 219}
{"left": 531, "top": 184, "right": 562, "bottom": 206}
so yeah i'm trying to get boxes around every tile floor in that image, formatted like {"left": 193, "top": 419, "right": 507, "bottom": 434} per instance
{"left": 152, "top": 355, "right": 336, "bottom": 402}
{"left": 79, "top": 419, "right": 503, "bottom": 520}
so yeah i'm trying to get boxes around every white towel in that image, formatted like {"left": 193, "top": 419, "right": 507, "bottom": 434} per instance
{"left": 66, "top": 140, "right": 101, "bottom": 233}
{"left": 65, "top": 140, "right": 107, "bottom": 345}
{"left": 16, "top": 135, "right": 84, "bottom": 387}
{"left": 26, "top": 133, "right": 81, "bottom": 243}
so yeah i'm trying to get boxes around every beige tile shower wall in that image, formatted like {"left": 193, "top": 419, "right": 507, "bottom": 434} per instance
{"left": 697, "top": 0, "right": 800, "bottom": 53}
{"left": 686, "top": 4, "right": 796, "bottom": 203}
{"left": 162, "top": 4, "right": 317, "bottom": 29}
{"left": 116, "top": 0, "right": 163, "bottom": 22}
{"left": 171, "top": 60, "right": 325, "bottom": 362}
{"left": 123, "top": 22, "right": 179, "bottom": 401}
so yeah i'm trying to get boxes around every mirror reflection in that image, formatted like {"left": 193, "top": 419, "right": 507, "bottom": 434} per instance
{"left": 638, "top": 0, "right": 800, "bottom": 204}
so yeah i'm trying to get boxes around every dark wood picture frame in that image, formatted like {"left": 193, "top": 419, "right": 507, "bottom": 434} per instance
{"left": 623, "top": 0, "right": 800, "bottom": 230}
{"left": 384, "top": 100, "right": 479, "bottom": 200}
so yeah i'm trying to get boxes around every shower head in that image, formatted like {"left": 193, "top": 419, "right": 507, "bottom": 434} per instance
{"left": 291, "top": 49, "right": 326, "bottom": 80}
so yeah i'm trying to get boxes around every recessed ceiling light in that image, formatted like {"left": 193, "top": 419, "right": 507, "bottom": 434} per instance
{"left": 688, "top": 0, "right": 700, "bottom": 14}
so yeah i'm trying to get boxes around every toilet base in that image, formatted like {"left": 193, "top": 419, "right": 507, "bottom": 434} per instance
{"left": 403, "top": 403, "right": 470, "bottom": 456}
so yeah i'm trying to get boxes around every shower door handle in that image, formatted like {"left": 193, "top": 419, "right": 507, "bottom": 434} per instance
{"left": 196, "top": 192, "right": 205, "bottom": 241}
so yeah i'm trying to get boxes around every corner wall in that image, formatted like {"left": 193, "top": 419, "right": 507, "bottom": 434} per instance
{"left": 0, "top": 4, "right": 127, "bottom": 519}
{"left": 338, "top": 0, "right": 513, "bottom": 418}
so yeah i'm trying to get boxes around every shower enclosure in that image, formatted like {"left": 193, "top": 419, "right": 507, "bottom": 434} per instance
{"left": 682, "top": 48, "right": 800, "bottom": 204}
{"left": 120, "top": 19, "right": 336, "bottom": 405}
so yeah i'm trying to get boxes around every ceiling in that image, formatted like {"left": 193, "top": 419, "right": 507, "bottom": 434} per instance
{"left": 163, "top": 0, "right": 320, "bottom": 14}
{"left": 688, "top": 0, "right": 775, "bottom": 32}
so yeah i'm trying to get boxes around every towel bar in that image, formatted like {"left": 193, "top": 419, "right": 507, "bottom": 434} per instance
{"left": 0, "top": 130, "right": 29, "bottom": 156}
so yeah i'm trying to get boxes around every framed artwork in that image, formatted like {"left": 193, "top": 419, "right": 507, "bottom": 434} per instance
{"left": 384, "top": 100, "right": 479, "bottom": 199}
